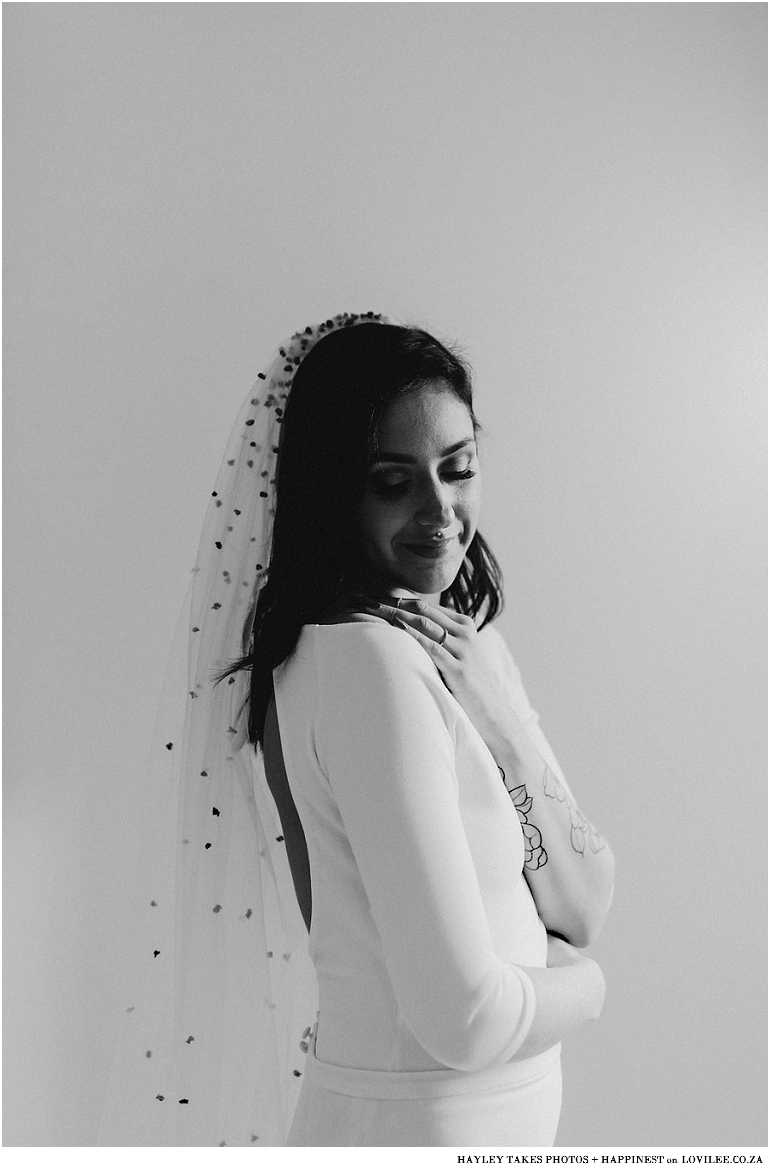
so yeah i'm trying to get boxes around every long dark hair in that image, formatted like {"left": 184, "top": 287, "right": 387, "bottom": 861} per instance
{"left": 226, "top": 323, "right": 503, "bottom": 748}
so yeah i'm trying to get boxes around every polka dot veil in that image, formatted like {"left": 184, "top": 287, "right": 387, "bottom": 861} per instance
{"left": 100, "top": 313, "right": 392, "bottom": 1145}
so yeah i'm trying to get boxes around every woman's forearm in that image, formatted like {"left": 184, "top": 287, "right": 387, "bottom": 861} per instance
{"left": 491, "top": 724, "right": 615, "bottom": 947}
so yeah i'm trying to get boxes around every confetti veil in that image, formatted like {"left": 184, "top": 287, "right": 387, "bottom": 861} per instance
{"left": 100, "top": 312, "right": 392, "bottom": 1146}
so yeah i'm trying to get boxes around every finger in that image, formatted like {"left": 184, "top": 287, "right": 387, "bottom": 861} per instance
{"left": 426, "top": 603, "right": 476, "bottom": 628}
{"left": 393, "top": 598, "right": 466, "bottom": 633}
{"left": 362, "top": 600, "right": 406, "bottom": 626}
{"left": 390, "top": 606, "right": 455, "bottom": 648}
{"left": 362, "top": 600, "right": 429, "bottom": 630}
{"left": 377, "top": 605, "right": 450, "bottom": 652}
{"left": 391, "top": 616, "right": 454, "bottom": 659}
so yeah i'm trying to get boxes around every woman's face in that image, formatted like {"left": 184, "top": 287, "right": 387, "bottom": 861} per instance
{"left": 357, "top": 383, "right": 481, "bottom": 601}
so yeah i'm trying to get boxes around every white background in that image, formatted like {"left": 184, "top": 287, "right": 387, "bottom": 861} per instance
{"left": 4, "top": 2, "right": 766, "bottom": 1147}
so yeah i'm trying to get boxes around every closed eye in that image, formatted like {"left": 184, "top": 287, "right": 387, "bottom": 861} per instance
{"left": 368, "top": 467, "right": 476, "bottom": 498}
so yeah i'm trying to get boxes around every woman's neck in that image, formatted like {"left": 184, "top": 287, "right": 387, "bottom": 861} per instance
{"left": 376, "top": 588, "right": 441, "bottom": 606}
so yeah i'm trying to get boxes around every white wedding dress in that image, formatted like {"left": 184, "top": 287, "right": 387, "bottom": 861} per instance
{"left": 273, "top": 619, "right": 563, "bottom": 1146}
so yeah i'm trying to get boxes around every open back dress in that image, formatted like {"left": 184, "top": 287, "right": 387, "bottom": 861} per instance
{"left": 273, "top": 617, "right": 563, "bottom": 1146}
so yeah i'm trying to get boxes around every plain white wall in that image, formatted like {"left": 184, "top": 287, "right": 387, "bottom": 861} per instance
{"left": 4, "top": 2, "right": 766, "bottom": 1148}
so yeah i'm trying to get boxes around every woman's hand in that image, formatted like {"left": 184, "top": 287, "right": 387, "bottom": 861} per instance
{"left": 515, "top": 936, "right": 606, "bottom": 1060}
{"left": 544, "top": 935, "right": 606, "bottom": 1027}
{"left": 545, "top": 936, "right": 606, "bottom": 1015}
{"left": 365, "top": 598, "right": 514, "bottom": 752}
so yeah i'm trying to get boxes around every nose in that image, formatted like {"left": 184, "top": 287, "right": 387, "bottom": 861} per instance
{"left": 415, "top": 480, "right": 455, "bottom": 531}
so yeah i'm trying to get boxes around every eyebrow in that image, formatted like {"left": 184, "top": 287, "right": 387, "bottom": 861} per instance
{"left": 373, "top": 437, "right": 476, "bottom": 465}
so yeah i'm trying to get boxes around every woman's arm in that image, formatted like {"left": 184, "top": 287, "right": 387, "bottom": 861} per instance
{"left": 490, "top": 723, "right": 614, "bottom": 948}
{"left": 369, "top": 600, "right": 615, "bottom": 948}
{"left": 477, "top": 627, "right": 615, "bottom": 947}
{"left": 315, "top": 622, "right": 605, "bottom": 1071}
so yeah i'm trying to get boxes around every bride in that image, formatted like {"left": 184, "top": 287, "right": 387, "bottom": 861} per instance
{"left": 102, "top": 312, "right": 613, "bottom": 1147}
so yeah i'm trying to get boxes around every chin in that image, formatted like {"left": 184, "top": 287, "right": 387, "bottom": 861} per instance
{"left": 392, "top": 559, "right": 464, "bottom": 598}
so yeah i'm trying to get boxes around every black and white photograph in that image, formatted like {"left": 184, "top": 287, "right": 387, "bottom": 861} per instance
{"left": 4, "top": 0, "right": 766, "bottom": 1155}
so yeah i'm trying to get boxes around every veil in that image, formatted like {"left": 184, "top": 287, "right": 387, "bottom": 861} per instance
{"left": 99, "top": 312, "right": 391, "bottom": 1145}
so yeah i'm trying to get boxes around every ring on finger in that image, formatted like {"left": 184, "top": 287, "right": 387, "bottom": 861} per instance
{"left": 436, "top": 627, "right": 448, "bottom": 648}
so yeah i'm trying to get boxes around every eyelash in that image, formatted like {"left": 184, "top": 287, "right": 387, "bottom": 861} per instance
{"left": 370, "top": 469, "right": 476, "bottom": 498}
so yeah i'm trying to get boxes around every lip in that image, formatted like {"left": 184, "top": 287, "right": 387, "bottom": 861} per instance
{"left": 401, "top": 536, "right": 459, "bottom": 560}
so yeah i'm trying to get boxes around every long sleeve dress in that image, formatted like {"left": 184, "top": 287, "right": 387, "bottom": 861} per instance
{"left": 273, "top": 617, "right": 563, "bottom": 1146}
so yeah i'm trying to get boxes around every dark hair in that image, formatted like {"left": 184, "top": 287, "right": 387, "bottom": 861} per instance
{"left": 226, "top": 323, "right": 503, "bottom": 748}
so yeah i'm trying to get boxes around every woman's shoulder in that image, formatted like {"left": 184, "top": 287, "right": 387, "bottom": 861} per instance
{"left": 294, "top": 612, "right": 441, "bottom": 685}
{"left": 313, "top": 610, "right": 387, "bottom": 628}
{"left": 303, "top": 612, "right": 421, "bottom": 655}
{"left": 306, "top": 615, "right": 519, "bottom": 677}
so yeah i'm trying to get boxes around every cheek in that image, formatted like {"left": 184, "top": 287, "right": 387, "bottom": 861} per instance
{"left": 357, "top": 500, "right": 399, "bottom": 554}
{"left": 458, "top": 476, "right": 482, "bottom": 526}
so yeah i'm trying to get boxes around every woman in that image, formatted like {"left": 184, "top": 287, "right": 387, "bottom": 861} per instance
{"left": 102, "top": 313, "right": 613, "bottom": 1148}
